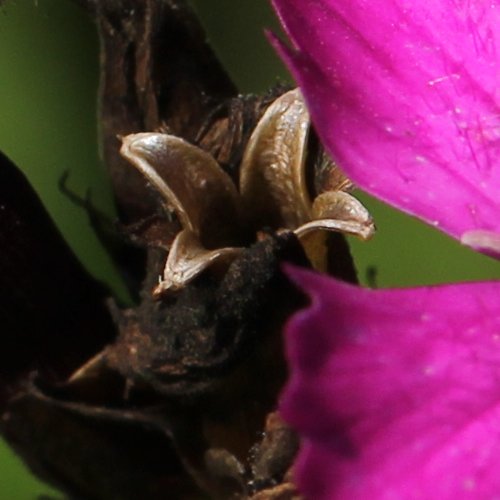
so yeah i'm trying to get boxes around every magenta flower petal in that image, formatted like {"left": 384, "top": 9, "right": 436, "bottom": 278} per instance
{"left": 282, "top": 266, "right": 500, "bottom": 499}
{"left": 271, "top": 0, "right": 500, "bottom": 249}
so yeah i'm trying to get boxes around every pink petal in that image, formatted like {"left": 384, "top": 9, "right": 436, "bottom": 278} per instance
{"left": 282, "top": 266, "right": 500, "bottom": 499}
{"left": 270, "top": 0, "right": 500, "bottom": 250}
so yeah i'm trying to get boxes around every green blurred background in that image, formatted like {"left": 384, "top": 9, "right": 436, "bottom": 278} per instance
{"left": 0, "top": 1, "right": 499, "bottom": 497}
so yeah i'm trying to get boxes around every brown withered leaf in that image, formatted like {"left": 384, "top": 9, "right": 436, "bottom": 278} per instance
{"left": 0, "top": 151, "right": 115, "bottom": 406}
{"left": 89, "top": 0, "right": 237, "bottom": 222}
{"left": 2, "top": 382, "right": 204, "bottom": 500}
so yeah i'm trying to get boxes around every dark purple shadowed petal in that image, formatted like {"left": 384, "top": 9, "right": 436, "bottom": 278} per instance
{"left": 282, "top": 265, "right": 500, "bottom": 500}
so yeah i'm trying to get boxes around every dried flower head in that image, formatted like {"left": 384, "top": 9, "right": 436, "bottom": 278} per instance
{"left": 121, "top": 89, "right": 374, "bottom": 295}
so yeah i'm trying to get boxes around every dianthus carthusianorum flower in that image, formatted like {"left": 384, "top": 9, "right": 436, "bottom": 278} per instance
{"left": 270, "top": 0, "right": 500, "bottom": 498}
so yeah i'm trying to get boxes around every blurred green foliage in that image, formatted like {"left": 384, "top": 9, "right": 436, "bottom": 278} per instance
{"left": 0, "top": 1, "right": 499, "bottom": 498}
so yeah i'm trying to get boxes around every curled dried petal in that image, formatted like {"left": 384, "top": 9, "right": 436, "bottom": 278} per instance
{"left": 240, "top": 89, "right": 312, "bottom": 230}
{"left": 121, "top": 133, "right": 241, "bottom": 248}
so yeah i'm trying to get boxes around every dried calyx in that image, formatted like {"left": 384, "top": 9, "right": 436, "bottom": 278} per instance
{"left": 120, "top": 89, "right": 374, "bottom": 295}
